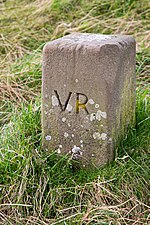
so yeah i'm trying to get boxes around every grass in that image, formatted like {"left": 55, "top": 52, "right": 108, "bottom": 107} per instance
{"left": 0, "top": 0, "right": 150, "bottom": 224}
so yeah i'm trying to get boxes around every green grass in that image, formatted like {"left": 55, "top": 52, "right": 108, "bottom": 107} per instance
{"left": 0, "top": 0, "right": 150, "bottom": 224}
{"left": 0, "top": 90, "right": 149, "bottom": 224}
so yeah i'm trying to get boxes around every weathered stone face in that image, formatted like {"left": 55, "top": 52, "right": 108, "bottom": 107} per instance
{"left": 42, "top": 33, "right": 136, "bottom": 168}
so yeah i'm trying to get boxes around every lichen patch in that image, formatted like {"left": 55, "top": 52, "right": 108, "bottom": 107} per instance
{"left": 52, "top": 95, "right": 59, "bottom": 106}
{"left": 90, "top": 110, "right": 107, "bottom": 122}
{"left": 95, "top": 104, "right": 99, "bottom": 108}
{"left": 101, "top": 133, "right": 107, "bottom": 140}
{"left": 62, "top": 117, "right": 66, "bottom": 122}
{"left": 64, "top": 132, "right": 69, "bottom": 138}
{"left": 72, "top": 145, "right": 81, "bottom": 154}
{"left": 96, "top": 110, "right": 101, "bottom": 121}
{"left": 100, "top": 111, "right": 107, "bottom": 119}
{"left": 93, "top": 132, "right": 107, "bottom": 140}
{"left": 88, "top": 99, "right": 95, "bottom": 104}
{"left": 66, "top": 104, "right": 73, "bottom": 112}
{"left": 90, "top": 113, "right": 96, "bottom": 121}
{"left": 57, "top": 148, "right": 61, "bottom": 154}
{"left": 71, "top": 145, "right": 83, "bottom": 159}
{"left": 45, "top": 135, "right": 51, "bottom": 141}
{"left": 93, "top": 132, "right": 101, "bottom": 140}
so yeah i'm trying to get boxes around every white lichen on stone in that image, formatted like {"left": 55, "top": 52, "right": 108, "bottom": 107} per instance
{"left": 52, "top": 95, "right": 59, "bottom": 106}
{"left": 66, "top": 104, "right": 73, "bottom": 112}
{"left": 101, "top": 133, "right": 107, "bottom": 140}
{"left": 100, "top": 111, "right": 107, "bottom": 119}
{"left": 88, "top": 99, "right": 95, "bottom": 104}
{"left": 62, "top": 117, "right": 66, "bottom": 122}
{"left": 93, "top": 132, "right": 107, "bottom": 140}
{"left": 57, "top": 148, "right": 61, "bottom": 154}
{"left": 95, "top": 104, "right": 99, "bottom": 108}
{"left": 71, "top": 145, "right": 84, "bottom": 158}
{"left": 45, "top": 135, "right": 51, "bottom": 141}
{"left": 93, "top": 132, "right": 101, "bottom": 140}
{"left": 96, "top": 110, "right": 101, "bottom": 121}
{"left": 72, "top": 145, "right": 81, "bottom": 154}
{"left": 90, "top": 110, "right": 107, "bottom": 122}
{"left": 90, "top": 113, "right": 96, "bottom": 121}
{"left": 64, "top": 132, "right": 69, "bottom": 138}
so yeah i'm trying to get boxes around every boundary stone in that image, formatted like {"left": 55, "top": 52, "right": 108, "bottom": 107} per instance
{"left": 42, "top": 33, "right": 136, "bottom": 168}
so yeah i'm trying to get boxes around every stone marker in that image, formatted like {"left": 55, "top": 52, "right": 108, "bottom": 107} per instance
{"left": 42, "top": 33, "right": 136, "bottom": 168}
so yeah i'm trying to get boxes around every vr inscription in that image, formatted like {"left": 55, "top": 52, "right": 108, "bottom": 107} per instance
{"left": 54, "top": 90, "right": 89, "bottom": 114}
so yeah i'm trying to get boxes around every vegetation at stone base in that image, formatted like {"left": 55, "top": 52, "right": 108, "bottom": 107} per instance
{"left": 0, "top": 89, "right": 150, "bottom": 224}
{"left": 0, "top": 0, "right": 150, "bottom": 224}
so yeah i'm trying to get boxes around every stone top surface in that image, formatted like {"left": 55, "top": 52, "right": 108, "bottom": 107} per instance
{"left": 44, "top": 33, "right": 135, "bottom": 48}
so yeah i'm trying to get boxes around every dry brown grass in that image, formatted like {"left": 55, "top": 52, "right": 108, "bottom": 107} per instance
{"left": 1, "top": 175, "right": 150, "bottom": 224}
{"left": 0, "top": 0, "right": 149, "bottom": 105}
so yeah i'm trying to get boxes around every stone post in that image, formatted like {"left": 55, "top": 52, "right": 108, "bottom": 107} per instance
{"left": 42, "top": 33, "right": 136, "bottom": 168}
